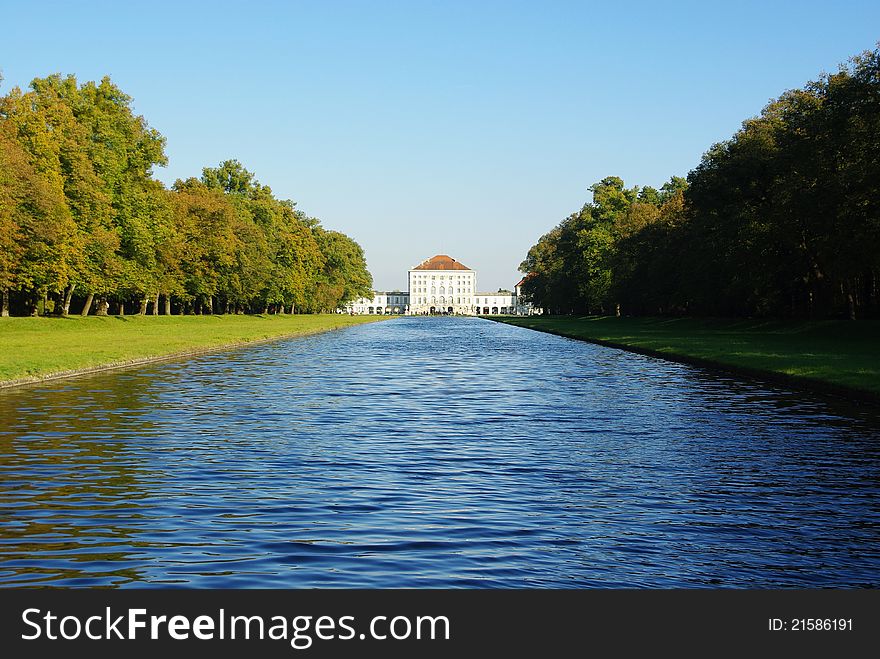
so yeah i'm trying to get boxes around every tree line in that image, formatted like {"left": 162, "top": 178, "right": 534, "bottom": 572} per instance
{"left": 520, "top": 45, "right": 880, "bottom": 320}
{"left": 0, "top": 74, "right": 372, "bottom": 317}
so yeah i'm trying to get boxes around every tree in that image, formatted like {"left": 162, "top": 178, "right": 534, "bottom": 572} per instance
{"left": 170, "top": 178, "right": 240, "bottom": 313}
{"left": 310, "top": 228, "right": 371, "bottom": 312}
{"left": 1, "top": 76, "right": 375, "bottom": 317}
{"left": 202, "top": 159, "right": 259, "bottom": 196}
{"left": 520, "top": 44, "right": 880, "bottom": 320}
{"left": 0, "top": 103, "right": 77, "bottom": 315}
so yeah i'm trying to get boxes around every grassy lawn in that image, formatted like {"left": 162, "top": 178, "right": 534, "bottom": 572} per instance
{"left": 493, "top": 316, "right": 880, "bottom": 397}
{"left": 0, "top": 314, "right": 390, "bottom": 384}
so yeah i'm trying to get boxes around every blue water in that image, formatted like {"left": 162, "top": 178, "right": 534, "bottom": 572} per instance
{"left": 0, "top": 317, "right": 878, "bottom": 587}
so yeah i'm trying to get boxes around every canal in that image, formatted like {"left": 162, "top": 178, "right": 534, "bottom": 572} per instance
{"left": 1, "top": 316, "right": 878, "bottom": 587}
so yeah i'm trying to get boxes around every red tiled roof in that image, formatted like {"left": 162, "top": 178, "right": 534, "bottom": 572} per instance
{"left": 412, "top": 254, "right": 472, "bottom": 271}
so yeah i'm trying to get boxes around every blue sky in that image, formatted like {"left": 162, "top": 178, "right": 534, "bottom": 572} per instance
{"left": 2, "top": 1, "right": 878, "bottom": 290}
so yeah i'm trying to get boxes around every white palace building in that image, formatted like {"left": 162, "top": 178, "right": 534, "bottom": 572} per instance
{"left": 342, "top": 254, "right": 540, "bottom": 316}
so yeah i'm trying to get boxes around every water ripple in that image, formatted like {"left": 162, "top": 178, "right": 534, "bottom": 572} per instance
{"left": 0, "top": 317, "right": 878, "bottom": 587}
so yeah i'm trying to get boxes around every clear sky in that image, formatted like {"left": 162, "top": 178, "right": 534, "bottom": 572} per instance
{"left": 2, "top": 1, "right": 878, "bottom": 291}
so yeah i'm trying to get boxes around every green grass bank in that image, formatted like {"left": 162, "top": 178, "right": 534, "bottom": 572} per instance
{"left": 0, "top": 314, "right": 390, "bottom": 387}
{"left": 492, "top": 316, "right": 880, "bottom": 400}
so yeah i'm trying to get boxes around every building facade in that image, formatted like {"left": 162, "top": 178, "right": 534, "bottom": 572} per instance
{"left": 345, "top": 291, "right": 408, "bottom": 315}
{"left": 472, "top": 291, "right": 516, "bottom": 315}
{"left": 341, "top": 254, "right": 541, "bottom": 315}
{"left": 513, "top": 276, "right": 540, "bottom": 315}
{"left": 407, "top": 254, "right": 476, "bottom": 315}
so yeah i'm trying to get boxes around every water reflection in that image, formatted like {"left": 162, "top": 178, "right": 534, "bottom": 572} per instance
{"left": 1, "top": 317, "right": 878, "bottom": 587}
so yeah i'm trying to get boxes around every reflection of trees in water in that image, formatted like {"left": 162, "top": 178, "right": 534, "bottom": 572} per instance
{"left": 0, "top": 370, "right": 163, "bottom": 586}
{"left": 663, "top": 363, "right": 880, "bottom": 492}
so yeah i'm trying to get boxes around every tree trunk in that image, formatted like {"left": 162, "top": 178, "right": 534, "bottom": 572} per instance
{"left": 139, "top": 296, "right": 148, "bottom": 315}
{"left": 1, "top": 289, "right": 8, "bottom": 317}
{"left": 96, "top": 298, "right": 109, "bottom": 316}
{"left": 152, "top": 291, "right": 159, "bottom": 316}
{"left": 61, "top": 283, "right": 75, "bottom": 316}
{"left": 118, "top": 300, "right": 125, "bottom": 316}
{"left": 81, "top": 293, "right": 94, "bottom": 316}
{"left": 164, "top": 294, "right": 171, "bottom": 316}
{"left": 262, "top": 305, "right": 269, "bottom": 315}
{"left": 207, "top": 296, "right": 214, "bottom": 315}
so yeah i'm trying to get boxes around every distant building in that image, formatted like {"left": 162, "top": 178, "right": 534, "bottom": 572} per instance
{"left": 345, "top": 291, "right": 408, "bottom": 315}
{"left": 408, "top": 254, "right": 475, "bottom": 315}
{"left": 514, "top": 276, "right": 541, "bottom": 315}
{"left": 472, "top": 291, "right": 515, "bottom": 315}
{"left": 340, "top": 254, "right": 540, "bottom": 315}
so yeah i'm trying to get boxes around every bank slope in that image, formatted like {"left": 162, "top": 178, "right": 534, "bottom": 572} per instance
{"left": 0, "top": 314, "right": 391, "bottom": 387}
{"left": 492, "top": 316, "right": 880, "bottom": 400}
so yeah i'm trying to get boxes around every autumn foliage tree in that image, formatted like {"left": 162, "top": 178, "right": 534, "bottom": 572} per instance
{"left": 0, "top": 75, "right": 372, "bottom": 316}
